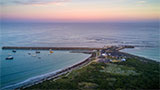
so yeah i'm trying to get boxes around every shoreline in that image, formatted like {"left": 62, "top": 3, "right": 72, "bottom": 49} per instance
{"left": 21, "top": 54, "right": 93, "bottom": 89}
{"left": 120, "top": 49, "right": 159, "bottom": 62}
{"left": 23, "top": 53, "right": 158, "bottom": 89}
{"left": 2, "top": 45, "right": 159, "bottom": 89}
{"left": 2, "top": 53, "right": 94, "bottom": 90}
{"left": 119, "top": 51, "right": 159, "bottom": 63}
{"left": 24, "top": 50, "right": 159, "bottom": 89}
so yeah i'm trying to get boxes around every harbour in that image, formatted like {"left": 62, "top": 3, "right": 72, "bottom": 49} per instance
{"left": 1, "top": 45, "right": 136, "bottom": 89}
{"left": 0, "top": 48, "right": 91, "bottom": 89}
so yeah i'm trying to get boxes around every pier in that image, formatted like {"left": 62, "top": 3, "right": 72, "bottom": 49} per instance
{"left": 2, "top": 46, "right": 103, "bottom": 50}
{"left": 2, "top": 45, "right": 134, "bottom": 51}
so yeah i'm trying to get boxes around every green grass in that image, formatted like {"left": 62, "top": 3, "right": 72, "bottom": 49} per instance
{"left": 100, "top": 63, "right": 139, "bottom": 76}
{"left": 24, "top": 58, "right": 160, "bottom": 90}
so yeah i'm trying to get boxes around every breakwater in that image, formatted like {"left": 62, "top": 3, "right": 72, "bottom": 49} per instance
{"left": 2, "top": 45, "right": 134, "bottom": 51}
{"left": 2, "top": 46, "right": 102, "bottom": 50}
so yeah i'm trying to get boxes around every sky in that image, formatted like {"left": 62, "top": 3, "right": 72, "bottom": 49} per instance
{"left": 0, "top": 0, "right": 159, "bottom": 22}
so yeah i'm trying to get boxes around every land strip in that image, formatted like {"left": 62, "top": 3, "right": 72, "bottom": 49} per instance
{"left": 2, "top": 46, "right": 102, "bottom": 50}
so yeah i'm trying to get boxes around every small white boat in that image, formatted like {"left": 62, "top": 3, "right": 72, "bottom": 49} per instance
{"left": 6, "top": 56, "right": 14, "bottom": 60}
{"left": 32, "top": 54, "right": 37, "bottom": 57}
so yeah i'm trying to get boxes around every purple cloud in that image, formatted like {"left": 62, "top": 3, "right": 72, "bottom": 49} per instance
{"left": 0, "top": 0, "right": 70, "bottom": 5}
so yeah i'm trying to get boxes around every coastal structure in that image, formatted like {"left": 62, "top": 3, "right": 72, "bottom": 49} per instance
{"left": 1, "top": 45, "right": 135, "bottom": 89}
{"left": 2, "top": 46, "right": 103, "bottom": 50}
{"left": 2, "top": 45, "right": 133, "bottom": 63}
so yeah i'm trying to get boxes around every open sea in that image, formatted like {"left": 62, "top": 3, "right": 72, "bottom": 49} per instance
{"left": 0, "top": 22, "right": 159, "bottom": 89}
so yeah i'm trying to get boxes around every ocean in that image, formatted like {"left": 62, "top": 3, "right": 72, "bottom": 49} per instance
{"left": 1, "top": 22, "right": 159, "bottom": 60}
{"left": 0, "top": 22, "right": 159, "bottom": 89}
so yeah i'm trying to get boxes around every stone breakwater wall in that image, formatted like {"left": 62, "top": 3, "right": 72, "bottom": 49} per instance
{"left": 2, "top": 46, "right": 102, "bottom": 50}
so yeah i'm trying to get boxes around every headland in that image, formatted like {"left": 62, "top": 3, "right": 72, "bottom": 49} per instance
{"left": 1, "top": 45, "right": 159, "bottom": 89}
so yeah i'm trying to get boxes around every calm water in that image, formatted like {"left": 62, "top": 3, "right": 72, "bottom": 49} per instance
{"left": 0, "top": 49, "right": 91, "bottom": 89}
{"left": 0, "top": 22, "right": 159, "bottom": 89}
{"left": 1, "top": 22, "right": 159, "bottom": 60}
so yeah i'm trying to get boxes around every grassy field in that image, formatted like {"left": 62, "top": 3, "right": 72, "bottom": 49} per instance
{"left": 24, "top": 58, "right": 160, "bottom": 90}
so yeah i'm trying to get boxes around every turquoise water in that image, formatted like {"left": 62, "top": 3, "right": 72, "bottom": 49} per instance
{"left": 0, "top": 49, "right": 91, "bottom": 89}
{"left": 121, "top": 47, "right": 160, "bottom": 62}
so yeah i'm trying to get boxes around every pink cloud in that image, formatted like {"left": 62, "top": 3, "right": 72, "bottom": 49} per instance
{"left": 0, "top": 0, "right": 71, "bottom": 5}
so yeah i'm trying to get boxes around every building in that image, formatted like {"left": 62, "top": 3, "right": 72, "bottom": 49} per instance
{"left": 121, "top": 58, "right": 126, "bottom": 61}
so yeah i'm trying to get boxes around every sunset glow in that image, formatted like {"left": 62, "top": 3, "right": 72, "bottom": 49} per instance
{"left": 0, "top": 0, "right": 159, "bottom": 22}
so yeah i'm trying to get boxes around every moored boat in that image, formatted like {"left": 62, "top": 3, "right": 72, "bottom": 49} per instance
{"left": 36, "top": 51, "right": 40, "bottom": 53}
{"left": 12, "top": 50, "right": 16, "bottom": 53}
{"left": 6, "top": 56, "right": 14, "bottom": 60}
{"left": 50, "top": 51, "right": 54, "bottom": 53}
{"left": 49, "top": 49, "right": 54, "bottom": 53}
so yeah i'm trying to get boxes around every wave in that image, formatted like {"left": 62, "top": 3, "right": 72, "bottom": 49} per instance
{"left": 1, "top": 69, "right": 62, "bottom": 90}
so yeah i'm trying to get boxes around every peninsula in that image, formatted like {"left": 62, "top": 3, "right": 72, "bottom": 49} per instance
{"left": 2, "top": 45, "right": 159, "bottom": 89}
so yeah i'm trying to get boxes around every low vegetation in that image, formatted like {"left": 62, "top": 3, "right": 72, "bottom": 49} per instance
{"left": 24, "top": 58, "right": 160, "bottom": 89}
{"left": 100, "top": 63, "right": 139, "bottom": 76}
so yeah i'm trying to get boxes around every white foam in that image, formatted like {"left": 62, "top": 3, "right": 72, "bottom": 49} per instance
{"left": 1, "top": 69, "right": 62, "bottom": 90}
{"left": 1, "top": 54, "right": 91, "bottom": 90}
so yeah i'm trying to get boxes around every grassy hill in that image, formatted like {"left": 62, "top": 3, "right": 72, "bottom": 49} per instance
{"left": 24, "top": 57, "right": 160, "bottom": 90}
